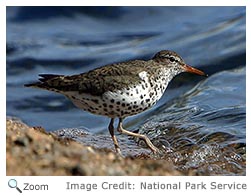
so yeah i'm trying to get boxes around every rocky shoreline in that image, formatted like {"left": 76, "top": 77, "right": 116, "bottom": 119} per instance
{"left": 6, "top": 117, "right": 190, "bottom": 176}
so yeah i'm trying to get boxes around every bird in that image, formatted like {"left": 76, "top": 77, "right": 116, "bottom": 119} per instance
{"left": 25, "top": 50, "right": 207, "bottom": 155}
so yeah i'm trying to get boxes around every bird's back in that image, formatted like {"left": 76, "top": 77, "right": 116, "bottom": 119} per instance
{"left": 25, "top": 59, "right": 153, "bottom": 96}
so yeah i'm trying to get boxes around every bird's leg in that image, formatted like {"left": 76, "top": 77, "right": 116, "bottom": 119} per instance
{"left": 117, "top": 118, "right": 159, "bottom": 153}
{"left": 108, "top": 118, "right": 121, "bottom": 155}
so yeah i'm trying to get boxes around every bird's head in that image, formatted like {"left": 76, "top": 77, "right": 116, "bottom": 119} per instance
{"left": 152, "top": 50, "right": 207, "bottom": 76}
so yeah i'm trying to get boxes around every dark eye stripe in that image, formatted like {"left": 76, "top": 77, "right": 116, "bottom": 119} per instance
{"left": 157, "top": 53, "right": 181, "bottom": 63}
{"left": 169, "top": 57, "right": 176, "bottom": 62}
{"left": 166, "top": 55, "right": 180, "bottom": 62}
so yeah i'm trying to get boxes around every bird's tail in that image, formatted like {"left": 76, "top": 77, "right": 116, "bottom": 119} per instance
{"left": 24, "top": 74, "right": 64, "bottom": 92}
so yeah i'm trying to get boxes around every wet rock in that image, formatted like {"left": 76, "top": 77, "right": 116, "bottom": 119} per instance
{"left": 7, "top": 117, "right": 186, "bottom": 176}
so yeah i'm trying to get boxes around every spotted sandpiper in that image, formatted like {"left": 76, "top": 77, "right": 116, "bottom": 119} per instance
{"left": 25, "top": 50, "right": 206, "bottom": 154}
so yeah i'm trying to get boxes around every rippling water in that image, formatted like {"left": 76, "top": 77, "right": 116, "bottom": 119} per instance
{"left": 138, "top": 67, "right": 245, "bottom": 175}
{"left": 6, "top": 7, "right": 246, "bottom": 175}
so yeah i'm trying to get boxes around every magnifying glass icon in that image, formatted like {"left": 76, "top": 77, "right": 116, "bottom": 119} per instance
{"left": 8, "top": 179, "right": 22, "bottom": 193}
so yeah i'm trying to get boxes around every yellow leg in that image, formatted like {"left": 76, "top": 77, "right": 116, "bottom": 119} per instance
{"left": 117, "top": 118, "right": 159, "bottom": 153}
{"left": 108, "top": 118, "right": 121, "bottom": 155}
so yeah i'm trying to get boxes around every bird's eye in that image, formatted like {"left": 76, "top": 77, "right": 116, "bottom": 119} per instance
{"left": 169, "top": 57, "right": 175, "bottom": 62}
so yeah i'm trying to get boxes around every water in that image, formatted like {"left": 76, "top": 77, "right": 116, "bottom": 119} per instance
{"left": 6, "top": 7, "right": 246, "bottom": 175}
{"left": 138, "top": 67, "right": 245, "bottom": 175}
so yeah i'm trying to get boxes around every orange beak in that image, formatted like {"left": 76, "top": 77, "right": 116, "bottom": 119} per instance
{"left": 182, "top": 64, "right": 207, "bottom": 76}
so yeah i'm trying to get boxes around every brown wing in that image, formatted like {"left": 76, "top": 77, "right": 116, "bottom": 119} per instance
{"left": 25, "top": 60, "right": 146, "bottom": 96}
{"left": 74, "top": 60, "right": 146, "bottom": 95}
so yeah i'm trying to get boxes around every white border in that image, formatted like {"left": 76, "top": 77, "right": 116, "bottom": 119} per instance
{"left": 1, "top": 0, "right": 249, "bottom": 6}
{"left": 1, "top": 0, "right": 249, "bottom": 196}
{"left": 1, "top": 0, "right": 6, "bottom": 178}
{"left": 246, "top": 0, "right": 250, "bottom": 180}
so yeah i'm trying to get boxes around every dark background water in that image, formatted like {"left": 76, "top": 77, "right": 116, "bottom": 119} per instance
{"left": 6, "top": 6, "right": 246, "bottom": 175}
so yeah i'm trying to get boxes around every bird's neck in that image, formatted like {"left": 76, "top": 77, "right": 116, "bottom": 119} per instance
{"left": 158, "top": 67, "right": 182, "bottom": 85}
